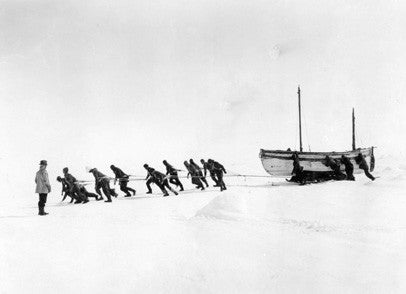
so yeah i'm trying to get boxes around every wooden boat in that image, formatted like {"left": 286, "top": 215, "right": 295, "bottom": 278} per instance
{"left": 259, "top": 87, "right": 375, "bottom": 177}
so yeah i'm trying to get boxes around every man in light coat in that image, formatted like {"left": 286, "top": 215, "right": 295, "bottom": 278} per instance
{"left": 35, "top": 160, "right": 51, "bottom": 215}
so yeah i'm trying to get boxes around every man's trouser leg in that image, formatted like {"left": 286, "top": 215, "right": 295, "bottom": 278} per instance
{"left": 200, "top": 175, "right": 209, "bottom": 187}
{"left": 120, "top": 180, "right": 131, "bottom": 196}
{"left": 146, "top": 178, "right": 154, "bottom": 193}
{"left": 210, "top": 172, "right": 219, "bottom": 186}
{"left": 216, "top": 171, "right": 226, "bottom": 190}
{"left": 163, "top": 180, "right": 178, "bottom": 195}
{"left": 38, "top": 193, "right": 48, "bottom": 214}
{"left": 102, "top": 179, "right": 112, "bottom": 201}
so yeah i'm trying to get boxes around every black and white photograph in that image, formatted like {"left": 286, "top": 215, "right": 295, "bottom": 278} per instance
{"left": 0, "top": 0, "right": 405, "bottom": 293}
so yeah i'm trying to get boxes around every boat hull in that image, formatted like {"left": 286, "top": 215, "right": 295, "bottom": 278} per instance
{"left": 259, "top": 148, "right": 375, "bottom": 177}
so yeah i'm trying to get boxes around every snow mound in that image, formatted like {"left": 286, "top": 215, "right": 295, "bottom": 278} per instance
{"left": 195, "top": 192, "right": 248, "bottom": 220}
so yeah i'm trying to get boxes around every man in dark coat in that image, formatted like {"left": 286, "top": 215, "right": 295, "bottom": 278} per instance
{"left": 89, "top": 168, "right": 115, "bottom": 202}
{"left": 144, "top": 164, "right": 156, "bottom": 194}
{"left": 63, "top": 167, "right": 89, "bottom": 203}
{"left": 163, "top": 160, "right": 184, "bottom": 191}
{"left": 324, "top": 156, "right": 346, "bottom": 181}
{"left": 57, "top": 176, "right": 76, "bottom": 203}
{"left": 355, "top": 153, "right": 375, "bottom": 181}
{"left": 207, "top": 159, "right": 227, "bottom": 191}
{"left": 144, "top": 164, "right": 178, "bottom": 196}
{"left": 190, "top": 159, "right": 209, "bottom": 187}
{"left": 184, "top": 161, "right": 205, "bottom": 190}
{"left": 288, "top": 153, "right": 305, "bottom": 184}
{"left": 340, "top": 155, "right": 355, "bottom": 181}
{"left": 201, "top": 159, "right": 219, "bottom": 186}
{"left": 110, "top": 165, "right": 136, "bottom": 197}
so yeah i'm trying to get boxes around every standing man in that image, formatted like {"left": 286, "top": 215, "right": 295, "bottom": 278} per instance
{"left": 35, "top": 160, "right": 51, "bottom": 216}
{"left": 163, "top": 160, "right": 184, "bottom": 191}
{"left": 110, "top": 165, "right": 136, "bottom": 197}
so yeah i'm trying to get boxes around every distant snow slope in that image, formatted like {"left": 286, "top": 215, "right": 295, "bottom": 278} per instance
{"left": 0, "top": 155, "right": 405, "bottom": 293}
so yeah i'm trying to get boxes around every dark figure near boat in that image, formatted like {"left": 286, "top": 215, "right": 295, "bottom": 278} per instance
{"left": 324, "top": 156, "right": 346, "bottom": 181}
{"left": 110, "top": 165, "right": 136, "bottom": 197}
{"left": 163, "top": 160, "right": 184, "bottom": 191}
{"left": 288, "top": 153, "right": 305, "bottom": 185}
{"left": 340, "top": 155, "right": 355, "bottom": 181}
{"left": 207, "top": 159, "right": 227, "bottom": 191}
{"left": 190, "top": 159, "right": 209, "bottom": 187}
{"left": 144, "top": 164, "right": 178, "bottom": 197}
{"left": 355, "top": 153, "right": 375, "bottom": 181}
{"left": 184, "top": 161, "right": 205, "bottom": 190}
{"left": 201, "top": 159, "right": 219, "bottom": 186}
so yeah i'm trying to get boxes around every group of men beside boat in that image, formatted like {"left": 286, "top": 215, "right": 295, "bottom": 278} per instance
{"left": 288, "top": 152, "right": 375, "bottom": 185}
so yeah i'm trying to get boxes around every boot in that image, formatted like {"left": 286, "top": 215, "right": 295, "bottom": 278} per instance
{"left": 38, "top": 207, "right": 48, "bottom": 216}
{"left": 146, "top": 191, "right": 152, "bottom": 194}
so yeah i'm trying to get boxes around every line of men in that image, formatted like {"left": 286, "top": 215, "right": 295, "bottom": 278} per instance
{"left": 289, "top": 152, "right": 375, "bottom": 185}
{"left": 57, "top": 159, "right": 227, "bottom": 202}
{"left": 145, "top": 159, "right": 227, "bottom": 197}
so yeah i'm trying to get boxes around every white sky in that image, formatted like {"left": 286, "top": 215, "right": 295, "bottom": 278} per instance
{"left": 0, "top": 0, "right": 405, "bottom": 186}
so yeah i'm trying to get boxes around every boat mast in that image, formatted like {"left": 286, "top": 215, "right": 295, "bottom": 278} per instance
{"left": 352, "top": 108, "right": 356, "bottom": 150}
{"left": 298, "top": 86, "right": 303, "bottom": 152}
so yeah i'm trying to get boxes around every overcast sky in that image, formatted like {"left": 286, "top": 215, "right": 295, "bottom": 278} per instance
{"left": 1, "top": 0, "right": 405, "bottom": 186}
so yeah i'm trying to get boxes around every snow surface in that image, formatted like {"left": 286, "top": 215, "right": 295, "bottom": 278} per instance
{"left": 1, "top": 156, "right": 405, "bottom": 293}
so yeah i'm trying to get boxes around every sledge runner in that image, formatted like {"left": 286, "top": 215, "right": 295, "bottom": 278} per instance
{"left": 110, "top": 165, "right": 136, "bottom": 197}
{"left": 207, "top": 159, "right": 227, "bottom": 191}
{"left": 341, "top": 155, "right": 355, "bottom": 181}
{"left": 163, "top": 160, "right": 184, "bottom": 191}
{"left": 89, "top": 168, "right": 115, "bottom": 202}
{"left": 201, "top": 159, "right": 219, "bottom": 186}
{"left": 355, "top": 153, "right": 375, "bottom": 181}
{"left": 190, "top": 159, "right": 209, "bottom": 187}
{"left": 144, "top": 164, "right": 178, "bottom": 196}
{"left": 35, "top": 160, "right": 51, "bottom": 216}
{"left": 184, "top": 161, "right": 204, "bottom": 190}
{"left": 324, "top": 156, "right": 346, "bottom": 181}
